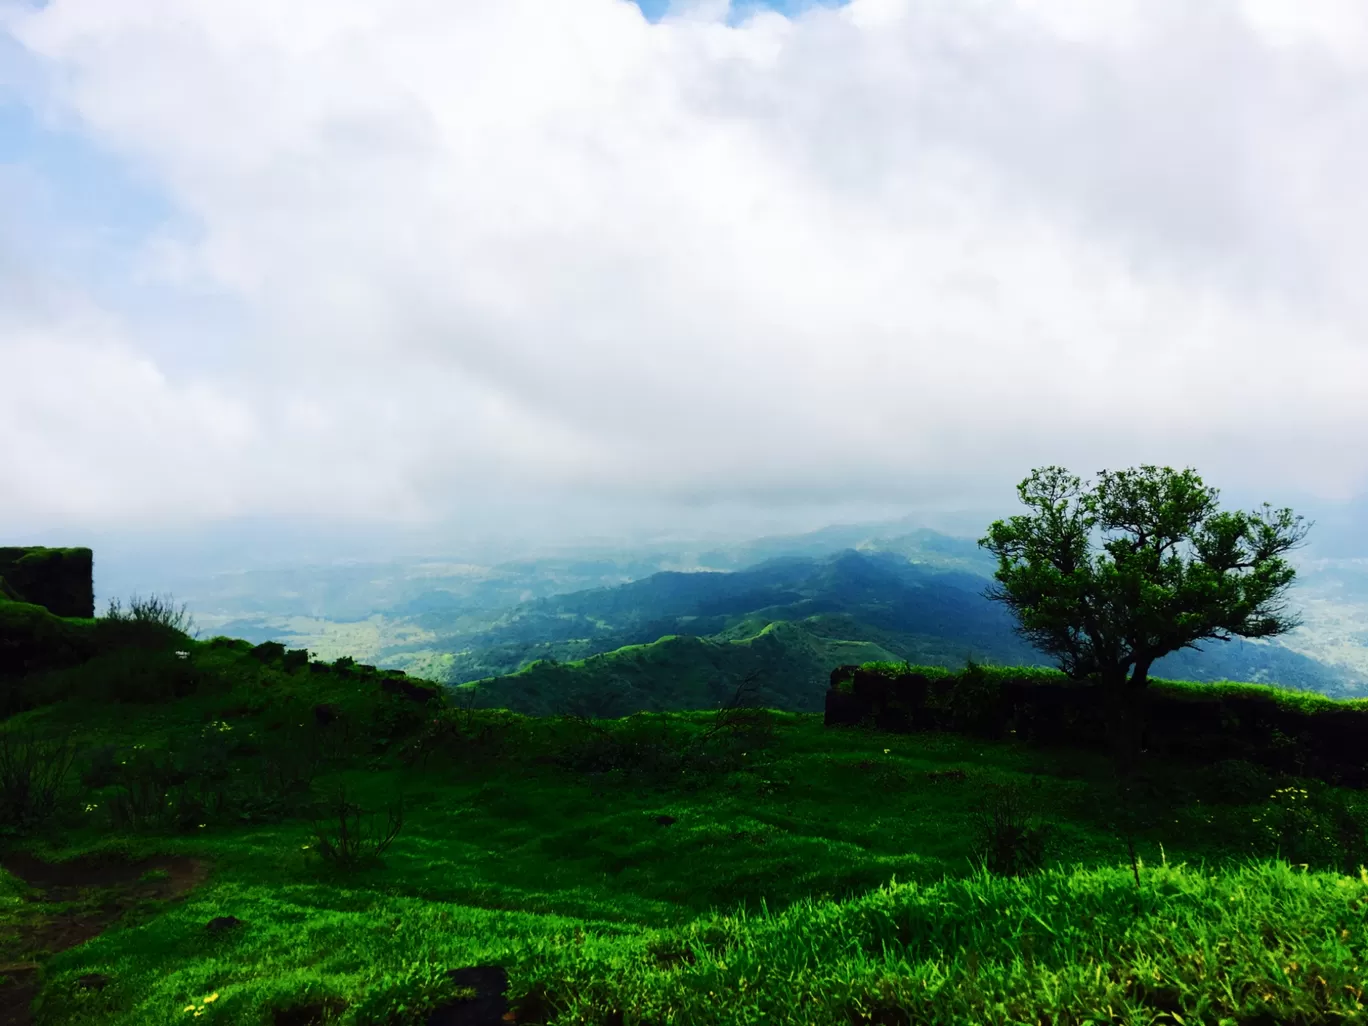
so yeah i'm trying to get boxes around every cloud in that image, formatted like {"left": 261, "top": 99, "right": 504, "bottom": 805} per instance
{"left": 4, "top": 0, "right": 1368, "bottom": 540}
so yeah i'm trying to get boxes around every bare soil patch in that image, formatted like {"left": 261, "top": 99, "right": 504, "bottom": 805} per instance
{"left": 0, "top": 852, "right": 210, "bottom": 1026}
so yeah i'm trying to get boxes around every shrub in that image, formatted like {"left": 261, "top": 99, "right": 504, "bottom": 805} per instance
{"left": 244, "top": 726, "right": 322, "bottom": 821}
{"left": 308, "top": 787, "right": 404, "bottom": 870}
{"left": 946, "top": 659, "right": 1005, "bottom": 733}
{"left": 96, "top": 647, "right": 203, "bottom": 703}
{"left": 103, "top": 593, "right": 195, "bottom": 634}
{"left": 0, "top": 729, "right": 76, "bottom": 831}
{"left": 1207, "top": 758, "right": 1276, "bottom": 804}
{"left": 80, "top": 743, "right": 120, "bottom": 789}
{"left": 1255, "top": 783, "right": 1368, "bottom": 872}
{"left": 105, "top": 745, "right": 179, "bottom": 830}
{"left": 969, "top": 781, "right": 1053, "bottom": 876}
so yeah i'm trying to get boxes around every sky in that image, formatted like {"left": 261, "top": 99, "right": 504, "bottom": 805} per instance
{"left": 3, "top": 0, "right": 1368, "bottom": 569}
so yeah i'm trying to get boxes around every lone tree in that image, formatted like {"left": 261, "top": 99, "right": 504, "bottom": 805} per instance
{"left": 978, "top": 465, "right": 1310, "bottom": 779}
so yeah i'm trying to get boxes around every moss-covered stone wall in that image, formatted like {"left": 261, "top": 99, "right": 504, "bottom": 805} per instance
{"left": 0, "top": 546, "right": 94, "bottom": 618}
{"left": 825, "top": 662, "right": 1368, "bottom": 787}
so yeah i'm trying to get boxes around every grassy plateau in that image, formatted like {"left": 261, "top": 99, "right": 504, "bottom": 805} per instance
{"left": 1, "top": 618, "right": 1367, "bottom": 1025}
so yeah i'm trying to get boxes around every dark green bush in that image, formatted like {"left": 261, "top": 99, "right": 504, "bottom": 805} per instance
{"left": 945, "top": 660, "right": 1006, "bottom": 734}
{"left": 104, "top": 745, "right": 179, "bottom": 830}
{"left": 96, "top": 647, "right": 203, "bottom": 703}
{"left": 970, "top": 781, "right": 1053, "bottom": 876}
{"left": 1206, "top": 758, "right": 1276, "bottom": 804}
{"left": 80, "top": 743, "right": 120, "bottom": 789}
{"left": 841, "top": 662, "right": 1368, "bottom": 787}
{"left": 249, "top": 641, "right": 286, "bottom": 663}
{"left": 92, "top": 617, "right": 189, "bottom": 654}
{"left": 0, "top": 729, "right": 76, "bottom": 832}
{"left": 1255, "top": 783, "right": 1368, "bottom": 872}
{"left": 103, "top": 593, "right": 194, "bottom": 635}
{"left": 308, "top": 786, "right": 404, "bottom": 870}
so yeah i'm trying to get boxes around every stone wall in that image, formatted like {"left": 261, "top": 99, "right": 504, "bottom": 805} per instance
{"left": 0, "top": 547, "right": 95, "bottom": 618}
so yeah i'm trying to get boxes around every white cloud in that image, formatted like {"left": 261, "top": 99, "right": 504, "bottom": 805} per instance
{"left": 4, "top": 0, "right": 1368, "bottom": 538}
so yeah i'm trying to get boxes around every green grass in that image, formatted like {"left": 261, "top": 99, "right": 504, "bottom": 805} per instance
{"left": 3, "top": 639, "right": 1368, "bottom": 1024}
{"left": 463, "top": 620, "right": 904, "bottom": 716}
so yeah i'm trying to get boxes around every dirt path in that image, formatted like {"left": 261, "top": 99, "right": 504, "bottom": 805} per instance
{"left": 0, "top": 853, "right": 210, "bottom": 1026}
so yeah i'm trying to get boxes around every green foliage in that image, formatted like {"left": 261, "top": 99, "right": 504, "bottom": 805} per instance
{"left": 51, "top": 645, "right": 205, "bottom": 704}
{"left": 969, "top": 780, "right": 1053, "bottom": 876}
{"left": 103, "top": 592, "right": 195, "bottom": 636}
{"left": 89, "top": 721, "right": 323, "bottom": 832}
{"left": 308, "top": 786, "right": 405, "bottom": 871}
{"left": 1207, "top": 758, "right": 1276, "bottom": 804}
{"left": 343, "top": 961, "right": 469, "bottom": 1025}
{"left": 979, "top": 465, "right": 1309, "bottom": 686}
{"left": 467, "top": 621, "right": 904, "bottom": 718}
{"left": 10, "top": 623, "right": 1368, "bottom": 1024}
{"left": 1253, "top": 783, "right": 1368, "bottom": 873}
{"left": 0, "top": 728, "right": 76, "bottom": 832}
{"left": 841, "top": 660, "right": 1368, "bottom": 786}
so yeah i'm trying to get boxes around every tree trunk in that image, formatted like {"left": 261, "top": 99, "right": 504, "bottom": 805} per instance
{"left": 1109, "top": 660, "right": 1152, "bottom": 887}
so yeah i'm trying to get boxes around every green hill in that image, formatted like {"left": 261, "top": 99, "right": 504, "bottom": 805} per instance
{"left": 414, "top": 549, "right": 1046, "bottom": 687}
{"left": 460, "top": 619, "right": 905, "bottom": 717}
{"left": 2, "top": 604, "right": 1367, "bottom": 1025}
{"left": 439, "top": 546, "right": 1357, "bottom": 713}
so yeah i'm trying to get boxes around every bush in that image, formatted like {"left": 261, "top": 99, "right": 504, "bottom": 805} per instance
{"left": 96, "top": 647, "right": 204, "bottom": 703}
{"left": 0, "top": 729, "right": 76, "bottom": 831}
{"left": 103, "top": 593, "right": 195, "bottom": 636}
{"left": 1207, "top": 758, "right": 1276, "bottom": 804}
{"left": 1255, "top": 783, "right": 1368, "bottom": 872}
{"left": 104, "top": 745, "right": 179, "bottom": 830}
{"left": 969, "top": 781, "right": 1053, "bottom": 876}
{"left": 946, "top": 659, "right": 1006, "bottom": 734}
{"left": 244, "top": 726, "right": 322, "bottom": 821}
{"left": 80, "top": 743, "right": 120, "bottom": 789}
{"left": 308, "top": 787, "right": 404, "bottom": 870}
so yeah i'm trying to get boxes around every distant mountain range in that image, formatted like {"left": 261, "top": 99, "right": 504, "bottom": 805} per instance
{"left": 164, "top": 518, "right": 1366, "bottom": 710}
{"left": 454, "top": 546, "right": 1360, "bottom": 715}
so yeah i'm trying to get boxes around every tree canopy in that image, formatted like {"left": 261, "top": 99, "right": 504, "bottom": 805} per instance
{"left": 978, "top": 465, "right": 1310, "bottom": 689}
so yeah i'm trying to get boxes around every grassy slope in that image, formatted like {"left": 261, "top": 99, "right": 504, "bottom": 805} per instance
{"left": 2, "top": 638, "right": 1367, "bottom": 1024}
{"left": 460, "top": 620, "right": 906, "bottom": 716}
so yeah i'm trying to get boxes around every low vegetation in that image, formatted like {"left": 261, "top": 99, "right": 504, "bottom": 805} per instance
{"left": 0, "top": 611, "right": 1364, "bottom": 1024}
